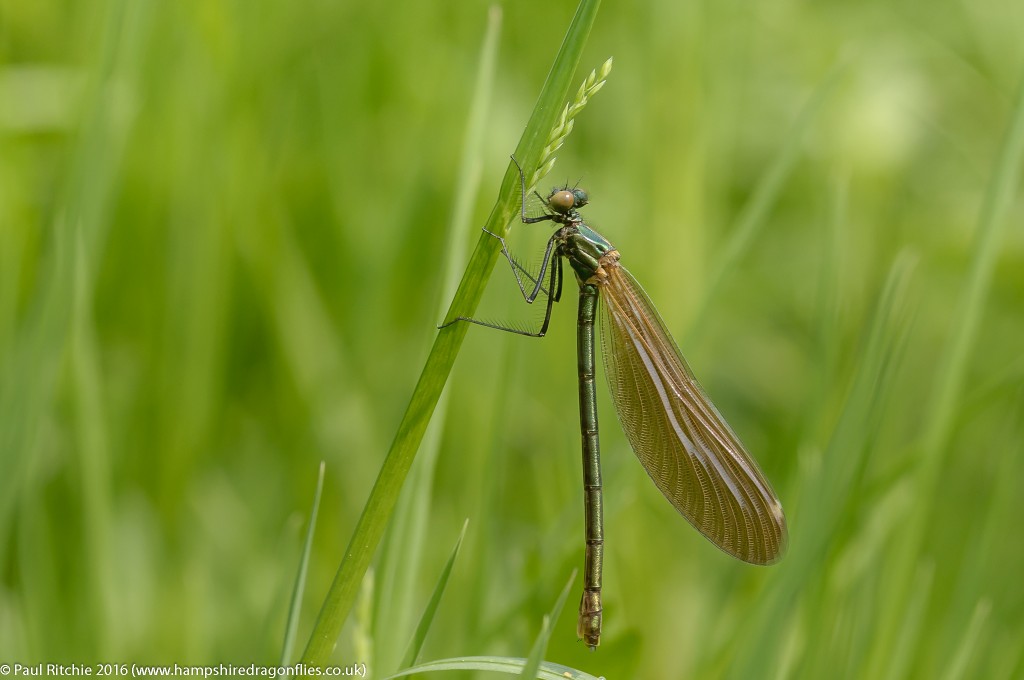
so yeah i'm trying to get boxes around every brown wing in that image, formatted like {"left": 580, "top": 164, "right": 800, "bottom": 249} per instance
{"left": 597, "top": 264, "right": 787, "bottom": 564}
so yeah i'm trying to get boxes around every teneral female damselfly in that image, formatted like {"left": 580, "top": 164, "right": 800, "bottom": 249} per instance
{"left": 444, "top": 157, "right": 787, "bottom": 649}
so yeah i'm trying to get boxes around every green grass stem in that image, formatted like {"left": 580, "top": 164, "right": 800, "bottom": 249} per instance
{"left": 300, "top": 0, "right": 604, "bottom": 663}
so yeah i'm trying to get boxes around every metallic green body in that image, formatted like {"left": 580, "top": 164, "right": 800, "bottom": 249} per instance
{"left": 561, "top": 225, "right": 614, "bottom": 282}
{"left": 448, "top": 160, "right": 788, "bottom": 651}
{"left": 576, "top": 282, "right": 604, "bottom": 647}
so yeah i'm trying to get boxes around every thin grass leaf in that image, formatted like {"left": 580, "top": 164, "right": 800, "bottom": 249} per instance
{"left": 1, "top": 1, "right": 148, "bottom": 648}
{"left": 439, "top": 5, "right": 504, "bottom": 312}
{"left": 353, "top": 568, "right": 374, "bottom": 665}
{"left": 373, "top": 393, "right": 441, "bottom": 669}
{"left": 684, "top": 63, "right": 844, "bottom": 346}
{"left": 380, "top": 656, "right": 601, "bottom": 680}
{"left": 397, "top": 519, "right": 470, "bottom": 669}
{"left": 373, "top": 11, "right": 502, "bottom": 672}
{"left": 300, "top": 0, "right": 603, "bottom": 664}
{"left": 938, "top": 393, "right": 1023, "bottom": 658}
{"left": 801, "top": 251, "right": 918, "bottom": 560}
{"left": 71, "top": 217, "right": 114, "bottom": 654}
{"left": 940, "top": 599, "right": 991, "bottom": 680}
{"left": 919, "top": 71, "right": 1024, "bottom": 474}
{"left": 879, "top": 562, "right": 934, "bottom": 680}
{"left": 805, "top": 175, "right": 847, "bottom": 444}
{"left": 867, "top": 67, "right": 1024, "bottom": 677}
{"left": 0, "top": 3, "right": 126, "bottom": 568}
{"left": 280, "top": 461, "right": 327, "bottom": 665}
{"left": 724, "top": 252, "right": 918, "bottom": 678}
{"left": 520, "top": 570, "right": 576, "bottom": 678}
{"left": 459, "top": 335, "right": 517, "bottom": 648}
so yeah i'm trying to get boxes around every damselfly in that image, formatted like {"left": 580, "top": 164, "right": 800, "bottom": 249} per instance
{"left": 444, "top": 157, "right": 787, "bottom": 649}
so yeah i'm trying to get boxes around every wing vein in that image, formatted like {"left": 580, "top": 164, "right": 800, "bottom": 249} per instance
{"left": 597, "top": 264, "right": 787, "bottom": 564}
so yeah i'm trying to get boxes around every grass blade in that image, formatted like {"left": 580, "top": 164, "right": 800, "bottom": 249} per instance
{"left": 880, "top": 563, "right": 934, "bottom": 680}
{"left": 380, "top": 656, "right": 601, "bottom": 680}
{"left": 280, "top": 461, "right": 327, "bottom": 665}
{"left": 300, "top": 0, "right": 603, "bottom": 664}
{"left": 373, "top": 10, "right": 503, "bottom": 672}
{"left": 940, "top": 599, "right": 991, "bottom": 680}
{"left": 684, "top": 64, "right": 843, "bottom": 346}
{"left": 516, "top": 569, "right": 581, "bottom": 675}
{"left": 724, "top": 252, "right": 918, "bottom": 678}
{"left": 866, "top": 67, "right": 1024, "bottom": 677}
{"left": 519, "top": 570, "right": 576, "bottom": 679}
{"left": 398, "top": 519, "right": 470, "bottom": 669}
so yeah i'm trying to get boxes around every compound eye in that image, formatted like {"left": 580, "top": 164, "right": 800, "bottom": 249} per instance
{"left": 547, "top": 190, "right": 576, "bottom": 214}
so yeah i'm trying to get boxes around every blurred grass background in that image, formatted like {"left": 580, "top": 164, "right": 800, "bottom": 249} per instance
{"left": 2, "top": 0, "right": 1023, "bottom": 678}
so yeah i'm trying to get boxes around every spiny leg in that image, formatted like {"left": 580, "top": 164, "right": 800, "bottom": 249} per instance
{"left": 439, "top": 255, "right": 562, "bottom": 338}
{"left": 484, "top": 228, "right": 560, "bottom": 304}
{"left": 440, "top": 155, "right": 565, "bottom": 336}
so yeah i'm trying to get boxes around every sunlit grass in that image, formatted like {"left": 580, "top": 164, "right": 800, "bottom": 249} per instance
{"left": 1, "top": 0, "right": 1023, "bottom": 678}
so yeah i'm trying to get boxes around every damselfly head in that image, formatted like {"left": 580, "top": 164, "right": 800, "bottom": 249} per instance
{"left": 547, "top": 187, "right": 589, "bottom": 214}
{"left": 547, "top": 189, "right": 577, "bottom": 214}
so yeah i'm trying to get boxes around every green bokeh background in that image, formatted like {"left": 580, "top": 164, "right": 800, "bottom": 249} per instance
{"left": 2, "top": 0, "right": 1023, "bottom": 678}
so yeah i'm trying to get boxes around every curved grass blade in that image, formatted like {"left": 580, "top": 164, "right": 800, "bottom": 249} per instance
{"left": 280, "top": 461, "right": 327, "bottom": 665}
{"left": 380, "top": 657, "right": 601, "bottom": 680}
{"left": 301, "top": 0, "right": 603, "bottom": 665}
{"left": 520, "top": 570, "right": 576, "bottom": 678}
{"left": 599, "top": 266, "right": 786, "bottom": 564}
{"left": 398, "top": 519, "right": 469, "bottom": 669}
{"left": 386, "top": 567, "right": 581, "bottom": 680}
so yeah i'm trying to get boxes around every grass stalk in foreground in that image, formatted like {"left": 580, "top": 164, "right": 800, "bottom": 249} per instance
{"left": 372, "top": 8, "right": 501, "bottom": 672}
{"left": 300, "top": 0, "right": 604, "bottom": 664}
